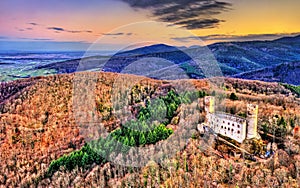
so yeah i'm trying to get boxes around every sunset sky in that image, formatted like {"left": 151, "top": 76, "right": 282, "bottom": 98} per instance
{"left": 1, "top": 0, "right": 300, "bottom": 51}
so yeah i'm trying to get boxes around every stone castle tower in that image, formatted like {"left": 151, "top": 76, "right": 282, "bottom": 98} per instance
{"left": 204, "top": 96, "right": 215, "bottom": 114}
{"left": 246, "top": 104, "right": 258, "bottom": 139}
{"left": 204, "top": 96, "right": 215, "bottom": 123}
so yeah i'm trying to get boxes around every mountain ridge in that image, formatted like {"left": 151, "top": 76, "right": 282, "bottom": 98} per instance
{"left": 32, "top": 34, "right": 300, "bottom": 85}
{"left": 233, "top": 61, "right": 300, "bottom": 85}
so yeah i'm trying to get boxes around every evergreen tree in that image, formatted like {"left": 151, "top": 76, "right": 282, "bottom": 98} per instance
{"left": 276, "top": 117, "right": 287, "bottom": 137}
{"left": 139, "top": 133, "right": 146, "bottom": 146}
{"left": 121, "top": 137, "right": 130, "bottom": 153}
{"left": 147, "top": 131, "right": 156, "bottom": 144}
{"left": 129, "top": 136, "right": 136, "bottom": 147}
{"left": 81, "top": 153, "right": 89, "bottom": 167}
{"left": 123, "top": 137, "right": 129, "bottom": 146}
{"left": 229, "top": 92, "right": 238, "bottom": 101}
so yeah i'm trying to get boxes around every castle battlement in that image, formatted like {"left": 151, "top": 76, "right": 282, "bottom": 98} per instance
{"left": 214, "top": 112, "right": 247, "bottom": 123}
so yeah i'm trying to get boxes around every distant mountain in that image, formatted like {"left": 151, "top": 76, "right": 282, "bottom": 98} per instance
{"left": 35, "top": 44, "right": 193, "bottom": 76}
{"left": 33, "top": 35, "right": 300, "bottom": 85}
{"left": 273, "top": 34, "right": 300, "bottom": 43}
{"left": 207, "top": 37, "right": 300, "bottom": 75}
{"left": 117, "top": 44, "right": 180, "bottom": 56}
{"left": 233, "top": 61, "right": 300, "bottom": 85}
{"left": 34, "top": 55, "right": 116, "bottom": 74}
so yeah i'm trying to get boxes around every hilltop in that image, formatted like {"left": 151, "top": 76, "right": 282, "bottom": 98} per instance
{"left": 1, "top": 72, "right": 300, "bottom": 187}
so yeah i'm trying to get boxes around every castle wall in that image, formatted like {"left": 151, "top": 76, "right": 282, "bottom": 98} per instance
{"left": 208, "top": 113, "right": 247, "bottom": 143}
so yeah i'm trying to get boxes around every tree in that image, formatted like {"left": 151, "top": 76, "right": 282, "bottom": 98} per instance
{"left": 121, "top": 137, "right": 130, "bottom": 153}
{"left": 229, "top": 92, "right": 238, "bottom": 101}
{"left": 198, "top": 91, "right": 206, "bottom": 98}
{"left": 129, "top": 136, "right": 136, "bottom": 147}
{"left": 147, "top": 131, "right": 156, "bottom": 144}
{"left": 276, "top": 117, "right": 287, "bottom": 137}
{"left": 139, "top": 133, "right": 146, "bottom": 146}
{"left": 230, "top": 107, "right": 236, "bottom": 114}
{"left": 123, "top": 137, "right": 129, "bottom": 146}
{"left": 81, "top": 153, "right": 89, "bottom": 167}
{"left": 167, "top": 103, "right": 177, "bottom": 119}
{"left": 290, "top": 118, "right": 295, "bottom": 128}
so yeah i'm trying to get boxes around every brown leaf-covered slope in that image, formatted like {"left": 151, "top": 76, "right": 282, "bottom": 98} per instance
{"left": 0, "top": 72, "right": 300, "bottom": 187}
{"left": 0, "top": 72, "right": 165, "bottom": 186}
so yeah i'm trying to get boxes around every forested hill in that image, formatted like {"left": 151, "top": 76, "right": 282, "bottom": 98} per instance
{"left": 34, "top": 35, "right": 300, "bottom": 85}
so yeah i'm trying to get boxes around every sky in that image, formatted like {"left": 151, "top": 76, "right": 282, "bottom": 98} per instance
{"left": 0, "top": 0, "right": 300, "bottom": 51}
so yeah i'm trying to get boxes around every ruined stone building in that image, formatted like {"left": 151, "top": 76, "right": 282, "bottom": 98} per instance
{"left": 199, "top": 96, "right": 260, "bottom": 143}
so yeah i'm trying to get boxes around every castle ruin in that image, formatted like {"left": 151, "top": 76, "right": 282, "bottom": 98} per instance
{"left": 199, "top": 96, "right": 259, "bottom": 143}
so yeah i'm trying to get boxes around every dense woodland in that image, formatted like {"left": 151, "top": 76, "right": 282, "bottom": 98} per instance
{"left": 0, "top": 72, "right": 300, "bottom": 187}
